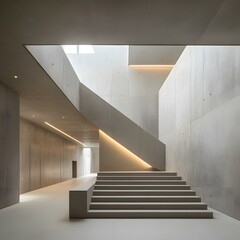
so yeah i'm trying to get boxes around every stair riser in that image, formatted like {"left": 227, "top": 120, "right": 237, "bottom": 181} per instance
{"left": 91, "top": 197, "right": 201, "bottom": 202}
{"left": 93, "top": 191, "right": 196, "bottom": 196}
{"left": 97, "top": 176, "right": 182, "bottom": 180}
{"left": 87, "top": 172, "right": 213, "bottom": 219}
{"left": 87, "top": 211, "right": 213, "bottom": 218}
{"left": 96, "top": 181, "right": 186, "bottom": 185}
{"left": 94, "top": 186, "right": 191, "bottom": 190}
{"left": 90, "top": 204, "right": 207, "bottom": 210}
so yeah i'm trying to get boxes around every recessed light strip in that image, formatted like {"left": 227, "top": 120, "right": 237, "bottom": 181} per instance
{"left": 44, "top": 122, "right": 86, "bottom": 147}
{"left": 99, "top": 130, "right": 152, "bottom": 168}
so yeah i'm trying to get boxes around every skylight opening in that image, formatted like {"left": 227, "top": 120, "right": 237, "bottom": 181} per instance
{"left": 62, "top": 45, "right": 78, "bottom": 54}
{"left": 62, "top": 45, "right": 94, "bottom": 54}
{"left": 78, "top": 45, "right": 94, "bottom": 54}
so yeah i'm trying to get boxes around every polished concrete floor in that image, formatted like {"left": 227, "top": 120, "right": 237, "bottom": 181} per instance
{"left": 0, "top": 176, "right": 240, "bottom": 240}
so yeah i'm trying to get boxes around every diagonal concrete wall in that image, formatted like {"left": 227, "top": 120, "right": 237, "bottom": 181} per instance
{"left": 27, "top": 45, "right": 165, "bottom": 170}
{"left": 65, "top": 46, "right": 173, "bottom": 139}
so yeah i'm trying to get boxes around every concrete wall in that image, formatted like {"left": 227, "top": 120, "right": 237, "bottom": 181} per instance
{"left": 27, "top": 45, "right": 166, "bottom": 171}
{"left": 20, "top": 118, "right": 99, "bottom": 193}
{"left": 66, "top": 46, "right": 171, "bottom": 139}
{"left": 99, "top": 130, "right": 153, "bottom": 171}
{"left": 0, "top": 82, "right": 19, "bottom": 209}
{"left": 159, "top": 46, "right": 240, "bottom": 220}
{"left": 128, "top": 46, "right": 185, "bottom": 65}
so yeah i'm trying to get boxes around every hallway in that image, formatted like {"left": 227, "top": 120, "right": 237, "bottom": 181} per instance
{"left": 0, "top": 176, "right": 239, "bottom": 240}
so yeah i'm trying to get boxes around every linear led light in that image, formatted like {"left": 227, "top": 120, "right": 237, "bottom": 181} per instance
{"left": 129, "top": 64, "right": 174, "bottom": 70}
{"left": 99, "top": 130, "right": 152, "bottom": 168}
{"left": 44, "top": 122, "right": 86, "bottom": 147}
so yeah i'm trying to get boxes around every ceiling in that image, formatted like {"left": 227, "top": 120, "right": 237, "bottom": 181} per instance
{"left": 0, "top": 0, "right": 240, "bottom": 144}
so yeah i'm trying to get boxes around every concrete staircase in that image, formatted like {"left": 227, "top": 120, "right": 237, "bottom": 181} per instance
{"left": 88, "top": 171, "right": 213, "bottom": 218}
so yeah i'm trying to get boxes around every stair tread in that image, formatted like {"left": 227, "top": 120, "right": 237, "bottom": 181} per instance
{"left": 93, "top": 189, "right": 194, "bottom": 192}
{"left": 87, "top": 209, "right": 213, "bottom": 218}
{"left": 99, "top": 171, "right": 176, "bottom": 173}
{"left": 93, "top": 190, "right": 195, "bottom": 194}
{"left": 98, "top": 175, "right": 180, "bottom": 177}
{"left": 92, "top": 195, "right": 200, "bottom": 198}
{"left": 95, "top": 185, "right": 190, "bottom": 187}
{"left": 96, "top": 180, "right": 185, "bottom": 182}
{"left": 97, "top": 176, "right": 181, "bottom": 179}
{"left": 98, "top": 172, "right": 177, "bottom": 176}
{"left": 91, "top": 202, "right": 206, "bottom": 205}
{"left": 89, "top": 209, "right": 211, "bottom": 213}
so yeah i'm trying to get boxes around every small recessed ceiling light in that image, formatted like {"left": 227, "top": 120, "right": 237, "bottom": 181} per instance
{"left": 14, "top": 75, "right": 18, "bottom": 79}
{"left": 32, "top": 115, "right": 35, "bottom": 118}
{"left": 62, "top": 116, "right": 65, "bottom": 119}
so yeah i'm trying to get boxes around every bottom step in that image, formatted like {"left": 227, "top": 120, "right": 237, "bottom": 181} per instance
{"left": 87, "top": 209, "right": 213, "bottom": 218}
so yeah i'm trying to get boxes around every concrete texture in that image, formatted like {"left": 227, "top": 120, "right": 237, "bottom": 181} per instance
{"left": 159, "top": 46, "right": 240, "bottom": 220}
{"left": 0, "top": 177, "right": 240, "bottom": 240}
{"left": 99, "top": 130, "right": 153, "bottom": 171}
{"left": 69, "top": 177, "right": 96, "bottom": 219}
{"left": 66, "top": 46, "right": 171, "bottom": 138}
{"left": 0, "top": 82, "right": 19, "bottom": 209}
{"left": 2, "top": 1, "right": 240, "bottom": 46}
{"left": 128, "top": 46, "right": 185, "bottom": 65}
{"left": 86, "top": 172, "right": 212, "bottom": 218}
{"left": 27, "top": 45, "right": 166, "bottom": 170}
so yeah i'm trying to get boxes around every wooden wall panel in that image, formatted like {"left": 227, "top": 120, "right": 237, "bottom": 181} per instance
{"left": 20, "top": 142, "right": 29, "bottom": 193}
{"left": 20, "top": 118, "right": 98, "bottom": 193}
{"left": 0, "top": 85, "right": 7, "bottom": 198}
{"left": 0, "top": 82, "right": 19, "bottom": 209}
{"left": 29, "top": 144, "right": 40, "bottom": 191}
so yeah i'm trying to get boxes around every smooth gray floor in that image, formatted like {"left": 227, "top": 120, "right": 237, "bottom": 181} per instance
{"left": 0, "top": 176, "right": 239, "bottom": 240}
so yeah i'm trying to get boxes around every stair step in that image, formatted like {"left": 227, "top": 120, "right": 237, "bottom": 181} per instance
{"left": 90, "top": 202, "right": 208, "bottom": 210}
{"left": 97, "top": 176, "right": 182, "bottom": 180}
{"left": 98, "top": 171, "right": 177, "bottom": 176}
{"left": 87, "top": 209, "right": 213, "bottom": 218}
{"left": 96, "top": 180, "right": 186, "bottom": 185}
{"left": 93, "top": 190, "right": 196, "bottom": 196}
{"left": 91, "top": 196, "right": 201, "bottom": 202}
{"left": 94, "top": 185, "right": 191, "bottom": 190}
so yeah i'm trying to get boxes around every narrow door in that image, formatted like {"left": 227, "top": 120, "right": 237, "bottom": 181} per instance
{"left": 72, "top": 161, "right": 77, "bottom": 178}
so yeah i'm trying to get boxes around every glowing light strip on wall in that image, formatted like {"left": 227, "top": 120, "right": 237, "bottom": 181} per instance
{"left": 129, "top": 64, "right": 174, "bottom": 70}
{"left": 44, "top": 122, "right": 86, "bottom": 147}
{"left": 99, "top": 130, "right": 152, "bottom": 168}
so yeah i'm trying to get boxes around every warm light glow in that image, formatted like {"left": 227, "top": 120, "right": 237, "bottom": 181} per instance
{"left": 44, "top": 122, "right": 86, "bottom": 147}
{"left": 129, "top": 65, "right": 174, "bottom": 70}
{"left": 20, "top": 194, "right": 42, "bottom": 203}
{"left": 14, "top": 75, "right": 18, "bottom": 79}
{"left": 99, "top": 130, "right": 152, "bottom": 168}
{"left": 83, "top": 148, "right": 91, "bottom": 175}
